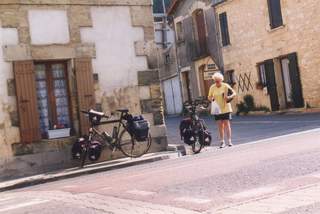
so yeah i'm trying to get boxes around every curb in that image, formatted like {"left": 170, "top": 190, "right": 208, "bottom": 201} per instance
{"left": 0, "top": 152, "right": 179, "bottom": 192}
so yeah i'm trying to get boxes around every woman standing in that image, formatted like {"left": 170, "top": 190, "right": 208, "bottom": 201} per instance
{"left": 208, "top": 72, "right": 236, "bottom": 148}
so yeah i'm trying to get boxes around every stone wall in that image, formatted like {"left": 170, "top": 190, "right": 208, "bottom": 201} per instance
{"left": 0, "top": 1, "right": 166, "bottom": 180}
{"left": 215, "top": 0, "right": 320, "bottom": 108}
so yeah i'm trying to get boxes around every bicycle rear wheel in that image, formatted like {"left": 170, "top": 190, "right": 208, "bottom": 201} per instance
{"left": 118, "top": 130, "right": 152, "bottom": 158}
{"left": 191, "top": 136, "right": 204, "bottom": 154}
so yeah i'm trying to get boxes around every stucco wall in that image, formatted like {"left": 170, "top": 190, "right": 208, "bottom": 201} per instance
{"left": 0, "top": 2, "right": 166, "bottom": 180}
{"left": 215, "top": 0, "right": 320, "bottom": 108}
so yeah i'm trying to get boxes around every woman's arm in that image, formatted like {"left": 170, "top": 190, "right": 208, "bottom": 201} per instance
{"left": 226, "top": 84, "right": 236, "bottom": 100}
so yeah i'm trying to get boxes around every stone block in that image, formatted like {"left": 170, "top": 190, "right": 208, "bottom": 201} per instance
{"left": 153, "top": 111, "right": 164, "bottom": 125}
{"left": 139, "top": 86, "right": 151, "bottom": 100}
{"left": 9, "top": 111, "right": 19, "bottom": 127}
{"left": 150, "top": 124, "right": 166, "bottom": 138}
{"left": 31, "top": 45, "right": 75, "bottom": 60}
{"left": 130, "top": 6, "right": 154, "bottom": 28}
{"left": 140, "top": 99, "right": 162, "bottom": 113}
{"left": 134, "top": 41, "right": 147, "bottom": 56}
{"left": 12, "top": 143, "right": 34, "bottom": 156}
{"left": 7, "top": 79, "right": 15, "bottom": 96}
{"left": 138, "top": 70, "right": 160, "bottom": 86}
{"left": 3, "top": 45, "right": 31, "bottom": 61}
{"left": 75, "top": 43, "right": 96, "bottom": 58}
{"left": 150, "top": 84, "right": 162, "bottom": 99}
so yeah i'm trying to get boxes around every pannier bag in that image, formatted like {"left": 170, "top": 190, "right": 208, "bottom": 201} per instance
{"left": 129, "top": 115, "right": 150, "bottom": 142}
{"left": 200, "top": 130, "right": 212, "bottom": 146}
{"left": 72, "top": 137, "right": 86, "bottom": 160}
{"left": 88, "top": 141, "right": 102, "bottom": 161}
{"left": 179, "top": 119, "right": 195, "bottom": 145}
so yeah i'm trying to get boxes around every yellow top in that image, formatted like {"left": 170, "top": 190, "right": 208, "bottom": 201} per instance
{"left": 208, "top": 83, "right": 234, "bottom": 114}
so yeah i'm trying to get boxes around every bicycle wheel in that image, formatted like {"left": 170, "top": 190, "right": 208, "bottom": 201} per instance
{"left": 80, "top": 140, "right": 90, "bottom": 168}
{"left": 118, "top": 129, "right": 152, "bottom": 158}
{"left": 191, "top": 135, "right": 204, "bottom": 154}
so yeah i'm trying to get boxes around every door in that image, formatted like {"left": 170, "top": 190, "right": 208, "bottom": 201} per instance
{"left": 281, "top": 58, "right": 293, "bottom": 107}
{"left": 163, "top": 76, "right": 183, "bottom": 115}
{"left": 181, "top": 72, "right": 192, "bottom": 102}
{"left": 264, "top": 59, "right": 280, "bottom": 111}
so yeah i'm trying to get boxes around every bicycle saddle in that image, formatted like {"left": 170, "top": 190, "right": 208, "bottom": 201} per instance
{"left": 116, "top": 108, "right": 129, "bottom": 113}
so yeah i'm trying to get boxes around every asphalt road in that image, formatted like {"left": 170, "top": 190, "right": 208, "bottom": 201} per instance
{"left": 1, "top": 126, "right": 320, "bottom": 213}
{"left": 166, "top": 113, "right": 320, "bottom": 145}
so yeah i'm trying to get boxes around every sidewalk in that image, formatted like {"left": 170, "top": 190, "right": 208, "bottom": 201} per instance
{"left": 0, "top": 151, "right": 180, "bottom": 192}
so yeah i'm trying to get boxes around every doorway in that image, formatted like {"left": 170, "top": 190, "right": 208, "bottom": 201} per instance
{"left": 280, "top": 53, "right": 304, "bottom": 108}
{"left": 163, "top": 76, "right": 183, "bottom": 115}
{"left": 264, "top": 59, "right": 280, "bottom": 111}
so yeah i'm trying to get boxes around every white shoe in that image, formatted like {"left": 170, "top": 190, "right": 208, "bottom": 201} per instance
{"left": 228, "top": 141, "right": 233, "bottom": 147}
{"left": 220, "top": 141, "right": 226, "bottom": 148}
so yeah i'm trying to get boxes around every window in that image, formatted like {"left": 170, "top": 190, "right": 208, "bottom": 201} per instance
{"left": 219, "top": 12, "right": 230, "bottom": 46}
{"left": 176, "top": 21, "right": 184, "bottom": 42}
{"left": 35, "top": 62, "right": 71, "bottom": 138}
{"left": 258, "top": 64, "right": 268, "bottom": 86}
{"left": 225, "top": 70, "right": 236, "bottom": 86}
{"left": 267, "top": 0, "right": 283, "bottom": 29}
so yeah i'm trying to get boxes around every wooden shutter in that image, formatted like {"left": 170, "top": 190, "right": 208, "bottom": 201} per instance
{"left": 219, "top": 12, "right": 230, "bottom": 46}
{"left": 195, "top": 10, "right": 207, "bottom": 56}
{"left": 182, "top": 16, "right": 194, "bottom": 63}
{"left": 288, "top": 53, "right": 304, "bottom": 108}
{"left": 264, "top": 60, "right": 280, "bottom": 111}
{"left": 205, "top": 8, "right": 223, "bottom": 70}
{"left": 267, "top": 0, "right": 283, "bottom": 29}
{"left": 14, "top": 61, "right": 41, "bottom": 143}
{"left": 75, "top": 58, "right": 95, "bottom": 135}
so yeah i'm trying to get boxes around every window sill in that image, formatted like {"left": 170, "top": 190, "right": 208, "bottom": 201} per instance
{"left": 268, "top": 24, "right": 286, "bottom": 33}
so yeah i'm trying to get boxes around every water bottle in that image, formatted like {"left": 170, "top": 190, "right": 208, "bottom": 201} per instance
{"left": 112, "top": 126, "right": 118, "bottom": 138}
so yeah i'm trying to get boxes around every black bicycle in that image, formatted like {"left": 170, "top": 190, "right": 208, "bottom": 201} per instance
{"left": 180, "top": 98, "right": 211, "bottom": 154}
{"left": 78, "top": 109, "right": 152, "bottom": 167}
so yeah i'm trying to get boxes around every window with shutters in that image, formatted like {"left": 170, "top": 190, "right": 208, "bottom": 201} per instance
{"left": 35, "top": 62, "right": 71, "bottom": 139}
{"left": 219, "top": 12, "right": 230, "bottom": 47}
{"left": 267, "top": 0, "right": 283, "bottom": 29}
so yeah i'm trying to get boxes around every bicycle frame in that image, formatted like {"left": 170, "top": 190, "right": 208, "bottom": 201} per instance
{"left": 88, "top": 112, "right": 130, "bottom": 148}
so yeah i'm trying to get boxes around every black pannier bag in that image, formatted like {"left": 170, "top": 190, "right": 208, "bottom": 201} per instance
{"left": 200, "top": 130, "right": 212, "bottom": 146}
{"left": 128, "top": 115, "right": 150, "bottom": 142}
{"left": 72, "top": 137, "right": 86, "bottom": 160}
{"left": 180, "top": 118, "right": 195, "bottom": 145}
{"left": 88, "top": 141, "right": 102, "bottom": 161}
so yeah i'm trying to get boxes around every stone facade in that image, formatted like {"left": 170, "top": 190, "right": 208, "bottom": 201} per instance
{"left": 0, "top": 0, "right": 166, "bottom": 180}
{"left": 215, "top": 0, "right": 320, "bottom": 110}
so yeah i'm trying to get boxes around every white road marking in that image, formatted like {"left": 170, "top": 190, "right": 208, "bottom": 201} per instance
{"left": 229, "top": 186, "right": 278, "bottom": 199}
{"left": 126, "top": 190, "right": 156, "bottom": 196}
{"left": 175, "top": 197, "right": 211, "bottom": 204}
{"left": 243, "top": 128, "right": 320, "bottom": 146}
{"left": 0, "top": 199, "right": 50, "bottom": 213}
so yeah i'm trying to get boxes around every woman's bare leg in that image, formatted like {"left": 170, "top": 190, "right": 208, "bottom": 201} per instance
{"left": 224, "top": 120, "right": 232, "bottom": 146}
{"left": 218, "top": 120, "right": 225, "bottom": 148}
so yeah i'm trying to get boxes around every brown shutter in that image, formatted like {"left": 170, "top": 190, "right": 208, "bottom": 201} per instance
{"left": 14, "top": 61, "right": 41, "bottom": 143}
{"left": 75, "top": 58, "right": 95, "bottom": 135}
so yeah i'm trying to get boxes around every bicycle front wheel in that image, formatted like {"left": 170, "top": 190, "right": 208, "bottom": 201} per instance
{"left": 118, "top": 130, "right": 152, "bottom": 158}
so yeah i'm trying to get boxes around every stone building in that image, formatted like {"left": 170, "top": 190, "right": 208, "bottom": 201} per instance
{"left": 0, "top": 0, "right": 167, "bottom": 180}
{"left": 168, "top": 0, "right": 224, "bottom": 103}
{"left": 154, "top": 0, "right": 183, "bottom": 115}
{"left": 213, "top": 0, "right": 320, "bottom": 111}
